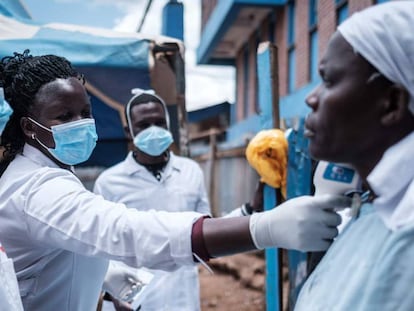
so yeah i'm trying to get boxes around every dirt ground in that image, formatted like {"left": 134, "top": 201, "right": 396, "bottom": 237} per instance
{"left": 199, "top": 251, "right": 266, "bottom": 311}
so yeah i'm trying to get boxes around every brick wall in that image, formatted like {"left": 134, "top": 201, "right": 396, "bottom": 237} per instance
{"left": 317, "top": 0, "right": 374, "bottom": 73}
{"left": 318, "top": 0, "right": 337, "bottom": 69}
{"left": 276, "top": 7, "right": 287, "bottom": 97}
{"left": 236, "top": 50, "right": 244, "bottom": 122}
{"left": 248, "top": 34, "right": 257, "bottom": 116}
{"left": 295, "top": 1, "right": 310, "bottom": 89}
{"left": 270, "top": 0, "right": 377, "bottom": 102}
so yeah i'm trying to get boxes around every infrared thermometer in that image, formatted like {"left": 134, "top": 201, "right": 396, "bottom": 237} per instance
{"left": 313, "top": 161, "right": 362, "bottom": 233}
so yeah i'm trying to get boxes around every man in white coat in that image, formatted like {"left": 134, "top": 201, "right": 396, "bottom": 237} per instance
{"left": 94, "top": 90, "right": 210, "bottom": 311}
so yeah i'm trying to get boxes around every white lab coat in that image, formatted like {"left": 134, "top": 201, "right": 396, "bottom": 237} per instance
{"left": 0, "top": 243, "right": 23, "bottom": 311}
{"left": 94, "top": 152, "right": 211, "bottom": 311}
{"left": 0, "top": 144, "right": 202, "bottom": 311}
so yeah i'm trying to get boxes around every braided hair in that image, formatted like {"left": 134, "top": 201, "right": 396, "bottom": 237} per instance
{"left": 0, "top": 50, "right": 82, "bottom": 175}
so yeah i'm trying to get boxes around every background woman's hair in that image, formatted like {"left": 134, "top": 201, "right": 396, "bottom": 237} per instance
{"left": 0, "top": 49, "right": 81, "bottom": 175}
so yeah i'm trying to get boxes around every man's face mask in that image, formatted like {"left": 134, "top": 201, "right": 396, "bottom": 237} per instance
{"left": 28, "top": 117, "right": 98, "bottom": 165}
{"left": 133, "top": 125, "right": 173, "bottom": 156}
{"left": 0, "top": 88, "right": 12, "bottom": 134}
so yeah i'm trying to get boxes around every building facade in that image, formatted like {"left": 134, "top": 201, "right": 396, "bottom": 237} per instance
{"left": 198, "top": 0, "right": 389, "bottom": 131}
{"left": 193, "top": 0, "right": 389, "bottom": 218}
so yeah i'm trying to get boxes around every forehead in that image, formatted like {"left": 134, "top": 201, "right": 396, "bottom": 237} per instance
{"left": 33, "top": 78, "right": 88, "bottom": 110}
{"left": 36, "top": 78, "right": 83, "bottom": 99}
{"left": 130, "top": 101, "right": 165, "bottom": 121}
{"left": 321, "top": 32, "right": 373, "bottom": 77}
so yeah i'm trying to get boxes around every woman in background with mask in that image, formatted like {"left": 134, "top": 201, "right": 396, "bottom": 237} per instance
{"left": 94, "top": 90, "right": 212, "bottom": 311}
{"left": 0, "top": 89, "right": 23, "bottom": 311}
{"left": 0, "top": 50, "right": 348, "bottom": 310}
{"left": 0, "top": 87, "right": 12, "bottom": 135}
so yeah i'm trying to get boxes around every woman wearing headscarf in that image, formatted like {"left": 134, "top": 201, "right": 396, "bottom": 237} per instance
{"left": 296, "top": 2, "right": 414, "bottom": 310}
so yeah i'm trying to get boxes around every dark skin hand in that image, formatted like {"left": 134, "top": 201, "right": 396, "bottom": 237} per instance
{"left": 203, "top": 215, "right": 254, "bottom": 258}
{"left": 202, "top": 181, "right": 265, "bottom": 257}
{"left": 106, "top": 293, "right": 134, "bottom": 311}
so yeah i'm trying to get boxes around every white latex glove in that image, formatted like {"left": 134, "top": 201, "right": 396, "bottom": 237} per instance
{"left": 102, "top": 261, "right": 143, "bottom": 302}
{"left": 249, "top": 194, "right": 351, "bottom": 252}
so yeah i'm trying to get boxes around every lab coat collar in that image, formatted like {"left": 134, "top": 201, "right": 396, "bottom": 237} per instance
{"left": 22, "top": 144, "right": 61, "bottom": 169}
{"left": 367, "top": 131, "right": 414, "bottom": 230}
{"left": 123, "top": 151, "right": 181, "bottom": 179}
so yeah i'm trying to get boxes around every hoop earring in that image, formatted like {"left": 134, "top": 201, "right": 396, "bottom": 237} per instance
{"left": 31, "top": 134, "right": 35, "bottom": 140}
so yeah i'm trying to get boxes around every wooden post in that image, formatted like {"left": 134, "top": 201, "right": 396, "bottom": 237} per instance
{"left": 208, "top": 128, "right": 219, "bottom": 217}
{"left": 151, "top": 43, "right": 188, "bottom": 156}
{"left": 174, "top": 48, "right": 190, "bottom": 157}
{"left": 257, "top": 42, "right": 280, "bottom": 129}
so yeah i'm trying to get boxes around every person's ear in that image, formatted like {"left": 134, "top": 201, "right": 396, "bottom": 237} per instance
{"left": 380, "top": 84, "right": 410, "bottom": 126}
{"left": 20, "top": 117, "right": 36, "bottom": 140}
{"left": 124, "top": 125, "right": 132, "bottom": 140}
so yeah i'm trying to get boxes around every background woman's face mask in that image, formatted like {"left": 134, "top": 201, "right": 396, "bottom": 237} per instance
{"left": 133, "top": 125, "right": 173, "bottom": 156}
{"left": 0, "top": 102, "right": 12, "bottom": 134}
{"left": 0, "top": 88, "right": 12, "bottom": 134}
{"left": 29, "top": 117, "right": 98, "bottom": 165}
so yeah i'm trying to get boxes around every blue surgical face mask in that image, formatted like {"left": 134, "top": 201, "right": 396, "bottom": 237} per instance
{"left": 28, "top": 117, "right": 98, "bottom": 165}
{"left": 0, "top": 100, "right": 12, "bottom": 134}
{"left": 133, "top": 125, "right": 173, "bottom": 156}
{"left": 0, "top": 88, "right": 12, "bottom": 134}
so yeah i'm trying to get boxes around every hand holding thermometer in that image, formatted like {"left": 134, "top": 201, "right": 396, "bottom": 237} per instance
{"left": 313, "top": 161, "right": 362, "bottom": 233}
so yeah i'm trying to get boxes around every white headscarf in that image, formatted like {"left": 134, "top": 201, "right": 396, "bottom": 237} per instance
{"left": 338, "top": 1, "right": 414, "bottom": 115}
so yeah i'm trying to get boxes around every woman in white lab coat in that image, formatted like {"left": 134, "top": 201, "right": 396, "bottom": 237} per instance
{"left": 0, "top": 50, "right": 348, "bottom": 310}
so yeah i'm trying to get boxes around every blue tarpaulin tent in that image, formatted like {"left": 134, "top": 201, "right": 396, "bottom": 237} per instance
{"left": 0, "top": 1, "right": 184, "bottom": 167}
